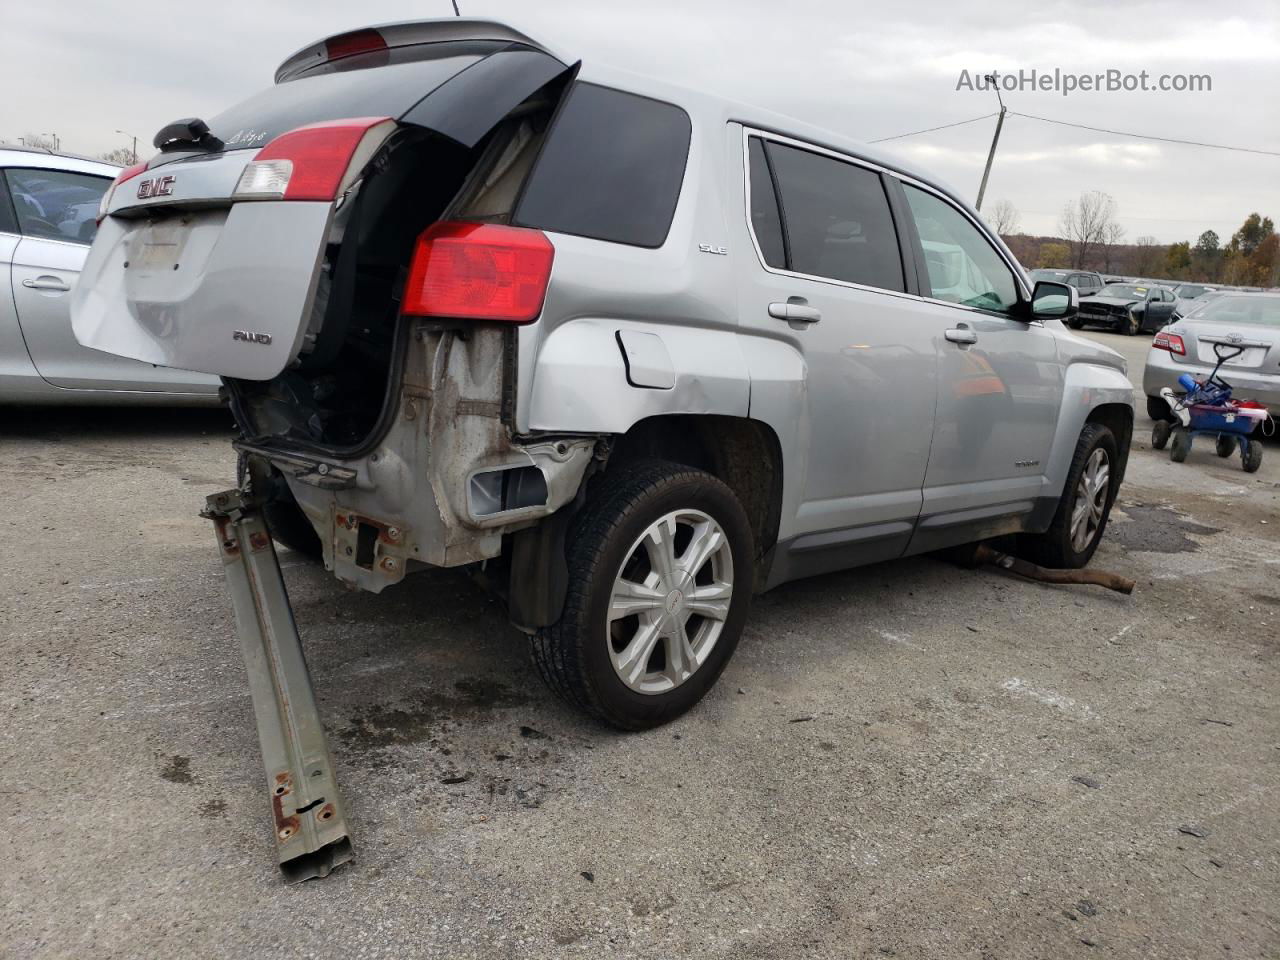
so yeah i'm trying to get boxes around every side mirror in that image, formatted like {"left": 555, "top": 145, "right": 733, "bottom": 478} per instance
{"left": 1029, "top": 280, "right": 1077, "bottom": 320}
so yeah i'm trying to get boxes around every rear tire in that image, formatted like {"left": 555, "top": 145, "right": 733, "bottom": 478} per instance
{"left": 1215, "top": 435, "right": 1236, "bottom": 458}
{"left": 1068, "top": 318, "right": 1085, "bottom": 330}
{"left": 531, "top": 460, "right": 754, "bottom": 730}
{"left": 1018, "top": 423, "right": 1118, "bottom": 569}
{"left": 1170, "top": 428, "right": 1192, "bottom": 463}
{"left": 1152, "top": 420, "right": 1172, "bottom": 450}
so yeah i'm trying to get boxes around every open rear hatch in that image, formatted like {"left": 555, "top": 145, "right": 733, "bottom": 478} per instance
{"left": 72, "top": 21, "right": 569, "bottom": 381}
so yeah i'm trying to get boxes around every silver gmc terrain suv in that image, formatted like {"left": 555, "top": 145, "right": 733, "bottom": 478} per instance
{"left": 74, "top": 19, "right": 1133, "bottom": 734}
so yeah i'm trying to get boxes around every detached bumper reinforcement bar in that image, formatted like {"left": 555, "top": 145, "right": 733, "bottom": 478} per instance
{"left": 203, "top": 489, "right": 354, "bottom": 882}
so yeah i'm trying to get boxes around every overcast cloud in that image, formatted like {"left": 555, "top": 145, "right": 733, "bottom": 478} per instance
{"left": 3, "top": 0, "right": 1277, "bottom": 243}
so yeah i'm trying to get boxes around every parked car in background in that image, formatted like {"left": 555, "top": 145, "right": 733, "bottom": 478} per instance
{"left": 1028, "top": 268, "right": 1106, "bottom": 298}
{"left": 1144, "top": 292, "right": 1280, "bottom": 420}
{"left": 1172, "top": 282, "right": 1218, "bottom": 300}
{"left": 0, "top": 147, "right": 218, "bottom": 404}
{"left": 1171, "top": 287, "right": 1225, "bottom": 322}
{"left": 1072, "top": 281, "right": 1178, "bottom": 335}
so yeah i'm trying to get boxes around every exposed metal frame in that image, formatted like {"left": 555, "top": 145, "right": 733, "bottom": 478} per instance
{"left": 203, "top": 488, "right": 354, "bottom": 882}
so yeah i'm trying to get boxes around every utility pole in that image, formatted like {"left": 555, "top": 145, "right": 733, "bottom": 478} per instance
{"left": 450, "top": 0, "right": 460, "bottom": 14}
{"left": 43, "top": 132, "right": 60, "bottom": 151}
{"left": 974, "top": 74, "right": 1006, "bottom": 213}
{"left": 116, "top": 129, "right": 139, "bottom": 163}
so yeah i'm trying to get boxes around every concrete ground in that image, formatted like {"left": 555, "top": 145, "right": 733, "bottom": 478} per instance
{"left": 2, "top": 331, "right": 1277, "bottom": 960}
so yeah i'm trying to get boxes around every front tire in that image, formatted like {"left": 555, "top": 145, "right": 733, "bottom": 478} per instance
{"left": 531, "top": 460, "right": 753, "bottom": 730}
{"left": 1018, "top": 423, "right": 1118, "bottom": 568}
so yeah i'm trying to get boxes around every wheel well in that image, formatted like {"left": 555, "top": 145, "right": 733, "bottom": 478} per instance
{"left": 607, "top": 415, "right": 784, "bottom": 586}
{"left": 1086, "top": 402, "right": 1134, "bottom": 486}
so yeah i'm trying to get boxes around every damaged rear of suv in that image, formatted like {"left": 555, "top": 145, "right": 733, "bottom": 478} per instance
{"left": 75, "top": 17, "right": 1133, "bottom": 879}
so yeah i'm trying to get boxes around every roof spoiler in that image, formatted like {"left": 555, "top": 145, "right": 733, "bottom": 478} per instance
{"left": 274, "top": 18, "right": 554, "bottom": 84}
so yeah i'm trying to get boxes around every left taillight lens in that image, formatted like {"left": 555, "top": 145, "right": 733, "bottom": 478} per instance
{"left": 97, "top": 161, "right": 148, "bottom": 223}
{"left": 1153, "top": 331, "right": 1186, "bottom": 355}
{"left": 402, "top": 221, "right": 555, "bottom": 324}
{"left": 233, "top": 116, "right": 394, "bottom": 202}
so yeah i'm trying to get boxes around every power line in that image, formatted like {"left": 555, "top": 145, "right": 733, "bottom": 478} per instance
{"left": 869, "top": 109, "right": 1280, "bottom": 158}
{"left": 1009, "top": 111, "right": 1280, "bottom": 158}
{"left": 868, "top": 113, "right": 997, "bottom": 143}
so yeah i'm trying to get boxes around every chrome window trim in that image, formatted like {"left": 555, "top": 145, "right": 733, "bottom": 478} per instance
{"left": 738, "top": 125, "right": 1036, "bottom": 324}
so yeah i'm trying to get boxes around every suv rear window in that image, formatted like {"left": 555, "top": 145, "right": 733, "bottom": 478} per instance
{"left": 513, "top": 83, "right": 691, "bottom": 248}
{"left": 201, "top": 41, "right": 501, "bottom": 151}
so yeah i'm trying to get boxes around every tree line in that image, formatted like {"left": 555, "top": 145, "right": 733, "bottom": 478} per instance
{"left": 995, "top": 191, "right": 1278, "bottom": 287}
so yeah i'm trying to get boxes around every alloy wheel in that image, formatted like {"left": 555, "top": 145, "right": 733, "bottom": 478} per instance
{"left": 1070, "top": 448, "right": 1111, "bottom": 553}
{"left": 606, "top": 509, "right": 734, "bottom": 695}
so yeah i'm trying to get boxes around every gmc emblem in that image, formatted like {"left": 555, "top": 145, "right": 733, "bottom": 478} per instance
{"left": 137, "top": 175, "right": 176, "bottom": 199}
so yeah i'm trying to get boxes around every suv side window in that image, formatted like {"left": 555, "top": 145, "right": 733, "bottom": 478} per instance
{"left": 902, "top": 184, "right": 1019, "bottom": 313}
{"left": 3, "top": 168, "right": 110, "bottom": 245}
{"left": 758, "top": 140, "right": 904, "bottom": 291}
{"left": 746, "top": 137, "right": 786, "bottom": 269}
{"left": 514, "top": 83, "right": 691, "bottom": 248}
{"left": 0, "top": 172, "right": 17, "bottom": 235}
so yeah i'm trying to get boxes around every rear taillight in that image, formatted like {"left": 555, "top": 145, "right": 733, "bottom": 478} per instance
{"left": 96, "top": 161, "right": 148, "bottom": 222}
{"left": 402, "top": 221, "right": 555, "bottom": 324}
{"left": 1153, "top": 331, "right": 1186, "bottom": 355}
{"left": 233, "top": 116, "right": 394, "bottom": 201}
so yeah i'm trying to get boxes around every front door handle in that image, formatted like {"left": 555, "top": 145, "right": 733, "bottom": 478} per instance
{"left": 22, "top": 276, "right": 71, "bottom": 293}
{"left": 768, "top": 300, "right": 822, "bottom": 323}
{"left": 944, "top": 326, "right": 978, "bottom": 345}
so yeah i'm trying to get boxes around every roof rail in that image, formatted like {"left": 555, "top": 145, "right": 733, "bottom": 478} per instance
{"left": 275, "top": 18, "right": 551, "bottom": 84}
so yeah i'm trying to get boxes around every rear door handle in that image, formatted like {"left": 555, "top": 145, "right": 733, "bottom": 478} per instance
{"left": 768, "top": 301, "right": 822, "bottom": 323}
{"left": 944, "top": 326, "right": 978, "bottom": 345}
{"left": 22, "top": 276, "right": 71, "bottom": 293}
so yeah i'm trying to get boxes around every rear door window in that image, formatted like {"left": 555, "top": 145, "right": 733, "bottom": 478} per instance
{"left": 902, "top": 184, "right": 1019, "bottom": 313}
{"left": 757, "top": 140, "right": 905, "bottom": 292}
{"left": 746, "top": 137, "right": 786, "bottom": 268}
{"left": 4, "top": 168, "right": 111, "bottom": 244}
{"left": 0, "top": 173, "right": 17, "bottom": 235}
{"left": 513, "top": 83, "right": 692, "bottom": 248}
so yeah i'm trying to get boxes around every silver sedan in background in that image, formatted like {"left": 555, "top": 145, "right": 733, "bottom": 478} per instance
{"left": 1143, "top": 292, "right": 1280, "bottom": 419}
{"left": 0, "top": 147, "right": 218, "bottom": 404}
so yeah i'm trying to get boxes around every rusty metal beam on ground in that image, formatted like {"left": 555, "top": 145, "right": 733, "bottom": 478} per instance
{"left": 203, "top": 489, "right": 354, "bottom": 882}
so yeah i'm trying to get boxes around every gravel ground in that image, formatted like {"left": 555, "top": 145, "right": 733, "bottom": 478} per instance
{"left": 2, "top": 331, "right": 1277, "bottom": 959}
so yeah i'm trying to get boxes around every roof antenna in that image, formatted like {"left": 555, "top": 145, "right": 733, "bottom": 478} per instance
{"left": 451, "top": 0, "right": 460, "bottom": 14}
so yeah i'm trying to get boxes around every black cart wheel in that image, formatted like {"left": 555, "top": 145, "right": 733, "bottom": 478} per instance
{"left": 1152, "top": 420, "right": 1172, "bottom": 450}
{"left": 1243, "top": 440, "right": 1263, "bottom": 474}
{"left": 1215, "top": 435, "right": 1237, "bottom": 458}
{"left": 1170, "top": 427, "right": 1192, "bottom": 463}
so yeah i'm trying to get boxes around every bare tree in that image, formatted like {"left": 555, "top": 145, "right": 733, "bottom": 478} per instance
{"left": 98, "top": 147, "right": 136, "bottom": 166}
{"left": 1059, "top": 191, "right": 1118, "bottom": 269}
{"left": 22, "top": 133, "right": 57, "bottom": 151}
{"left": 1098, "top": 221, "right": 1126, "bottom": 273}
{"left": 1132, "top": 235, "right": 1166, "bottom": 277}
{"left": 988, "top": 199, "right": 1020, "bottom": 237}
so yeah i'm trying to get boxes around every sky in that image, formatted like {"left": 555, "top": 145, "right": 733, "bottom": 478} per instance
{"left": 3, "top": 0, "right": 1277, "bottom": 244}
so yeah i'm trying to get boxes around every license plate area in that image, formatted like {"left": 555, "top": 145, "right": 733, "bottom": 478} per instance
{"left": 128, "top": 221, "right": 192, "bottom": 273}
